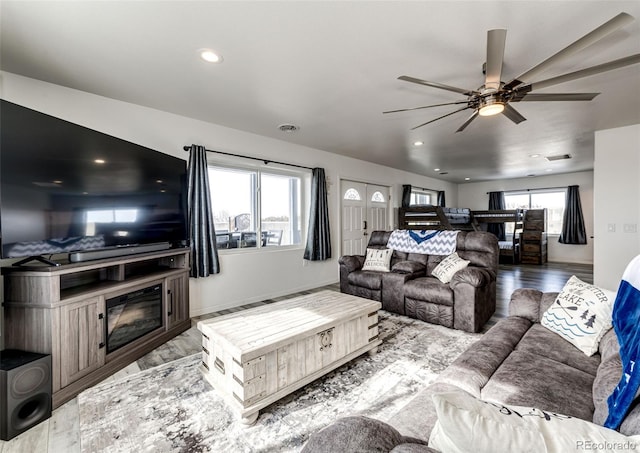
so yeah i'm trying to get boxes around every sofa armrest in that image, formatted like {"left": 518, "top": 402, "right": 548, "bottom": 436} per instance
{"left": 301, "top": 416, "right": 433, "bottom": 453}
{"left": 338, "top": 255, "right": 365, "bottom": 273}
{"left": 449, "top": 266, "right": 490, "bottom": 289}
{"left": 508, "top": 288, "right": 559, "bottom": 323}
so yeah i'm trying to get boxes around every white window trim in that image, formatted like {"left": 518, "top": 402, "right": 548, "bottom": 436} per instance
{"left": 504, "top": 188, "right": 567, "bottom": 236}
{"left": 208, "top": 161, "right": 308, "bottom": 253}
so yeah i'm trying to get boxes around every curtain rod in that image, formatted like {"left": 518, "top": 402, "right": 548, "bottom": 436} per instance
{"left": 183, "top": 145, "right": 313, "bottom": 171}
{"left": 486, "top": 185, "right": 574, "bottom": 195}
{"left": 411, "top": 185, "right": 441, "bottom": 193}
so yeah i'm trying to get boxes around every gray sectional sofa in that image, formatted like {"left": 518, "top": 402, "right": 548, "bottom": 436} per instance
{"left": 302, "top": 288, "right": 640, "bottom": 452}
{"left": 339, "top": 230, "right": 499, "bottom": 333}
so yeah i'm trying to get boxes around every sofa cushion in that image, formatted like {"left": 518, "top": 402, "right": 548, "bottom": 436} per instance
{"left": 405, "top": 277, "right": 454, "bottom": 306}
{"left": 437, "top": 317, "right": 532, "bottom": 397}
{"left": 428, "top": 390, "right": 640, "bottom": 453}
{"left": 481, "top": 350, "right": 595, "bottom": 421}
{"left": 348, "top": 270, "right": 383, "bottom": 290}
{"left": 431, "top": 252, "right": 469, "bottom": 283}
{"left": 541, "top": 276, "right": 615, "bottom": 356}
{"left": 516, "top": 323, "right": 601, "bottom": 376}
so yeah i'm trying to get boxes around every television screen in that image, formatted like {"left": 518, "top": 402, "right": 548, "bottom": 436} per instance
{"left": 0, "top": 100, "right": 188, "bottom": 261}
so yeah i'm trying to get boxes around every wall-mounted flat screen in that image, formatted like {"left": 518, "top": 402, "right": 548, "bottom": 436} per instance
{"left": 0, "top": 100, "right": 188, "bottom": 261}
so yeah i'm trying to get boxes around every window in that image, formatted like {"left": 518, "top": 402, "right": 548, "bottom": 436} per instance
{"left": 343, "top": 188, "right": 361, "bottom": 200}
{"left": 208, "top": 166, "right": 303, "bottom": 249}
{"left": 504, "top": 189, "right": 567, "bottom": 234}
{"left": 410, "top": 189, "right": 437, "bottom": 206}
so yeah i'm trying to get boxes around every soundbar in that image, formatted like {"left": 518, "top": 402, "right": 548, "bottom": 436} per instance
{"left": 69, "top": 242, "right": 172, "bottom": 263}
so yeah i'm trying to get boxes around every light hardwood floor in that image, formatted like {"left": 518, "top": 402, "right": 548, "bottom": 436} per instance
{"left": 0, "top": 262, "right": 593, "bottom": 453}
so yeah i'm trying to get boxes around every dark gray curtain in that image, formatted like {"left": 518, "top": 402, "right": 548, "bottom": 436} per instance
{"left": 187, "top": 144, "right": 220, "bottom": 277}
{"left": 437, "top": 191, "right": 446, "bottom": 207}
{"left": 401, "top": 185, "right": 412, "bottom": 208}
{"left": 488, "top": 191, "right": 506, "bottom": 241}
{"left": 304, "top": 168, "right": 331, "bottom": 261}
{"left": 559, "top": 185, "right": 587, "bottom": 244}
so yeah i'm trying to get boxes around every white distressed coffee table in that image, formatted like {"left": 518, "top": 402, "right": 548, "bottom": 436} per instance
{"left": 197, "top": 290, "right": 382, "bottom": 424}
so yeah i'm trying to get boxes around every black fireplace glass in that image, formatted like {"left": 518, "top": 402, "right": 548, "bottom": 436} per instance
{"left": 106, "top": 284, "right": 163, "bottom": 353}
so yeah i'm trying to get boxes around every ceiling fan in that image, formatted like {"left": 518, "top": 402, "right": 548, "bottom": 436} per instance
{"left": 384, "top": 12, "right": 640, "bottom": 132}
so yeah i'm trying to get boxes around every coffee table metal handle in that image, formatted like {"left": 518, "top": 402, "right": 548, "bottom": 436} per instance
{"left": 318, "top": 328, "right": 334, "bottom": 351}
{"left": 214, "top": 357, "right": 225, "bottom": 375}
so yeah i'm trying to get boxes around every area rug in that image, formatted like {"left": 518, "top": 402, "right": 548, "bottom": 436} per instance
{"left": 78, "top": 311, "right": 481, "bottom": 453}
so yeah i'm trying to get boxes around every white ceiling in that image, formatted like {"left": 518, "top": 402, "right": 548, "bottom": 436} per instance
{"left": 1, "top": 1, "right": 639, "bottom": 183}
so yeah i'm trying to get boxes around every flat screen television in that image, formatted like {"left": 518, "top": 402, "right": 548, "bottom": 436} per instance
{"left": 0, "top": 100, "right": 188, "bottom": 265}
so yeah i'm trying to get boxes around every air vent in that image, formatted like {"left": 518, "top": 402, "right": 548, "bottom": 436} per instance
{"left": 545, "top": 154, "right": 572, "bottom": 161}
{"left": 278, "top": 124, "right": 299, "bottom": 133}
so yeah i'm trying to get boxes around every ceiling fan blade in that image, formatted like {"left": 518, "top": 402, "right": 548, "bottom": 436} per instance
{"left": 522, "top": 54, "right": 640, "bottom": 91}
{"left": 502, "top": 104, "right": 527, "bottom": 124}
{"left": 514, "top": 92, "right": 600, "bottom": 102}
{"left": 485, "top": 29, "right": 507, "bottom": 92}
{"left": 383, "top": 100, "right": 469, "bottom": 114}
{"left": 504, "top": 12, "right": 635, "bottom": 90}
{"left": 410, "top": 106, "right": 471, "bottom": 130}
{"left": 398, "top": 76, "right": 478, "bottom": 96}
{"left": 456, "top": 111, "right": 479, "bottom": 132}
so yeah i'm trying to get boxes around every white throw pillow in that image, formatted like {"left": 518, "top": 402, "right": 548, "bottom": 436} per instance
{"left": 541, "top": 275, "right": 616, "bottom": 356}
{"left": 361, "top": 248, "right": 392, "bottom": 272}
{"left": 431, "top": 252, "right": 470, "bottom": 284}
{"left": 429, "top": 391, "right": 640, "bottom": 453}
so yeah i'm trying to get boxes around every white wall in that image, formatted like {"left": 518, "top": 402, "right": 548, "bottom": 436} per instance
{"left": 594, "top": 124, "right": 640, "bottom": 290}
{"left": 0, "top": 71, "right": 456, "bottom": 319}
{"left": 457, "top": 171, "right": 594, "bottom": 265}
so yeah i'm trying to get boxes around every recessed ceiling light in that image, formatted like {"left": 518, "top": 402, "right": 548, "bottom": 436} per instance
{"left": 464, "top": 177, "right": 471, "bottom": 181}
{"left": 413, "top": 141, "right": 424, "bottom": 146}
{"left": 94, "top": 159, "right": 105, "bottom": 164}
{"left": 200, "top": 49, "right": 223, "bottom": 63}
{"left": 52, "top": 180, "right": 63, "bottom": 184}
{"left": 529, "top": 154, "right": 540, "bottom": 158}
{"left": 156, "top": 179, "right": 164, "bottom": 183}
{"left": 434, "top": 168, "right": 440, "bottom": 172}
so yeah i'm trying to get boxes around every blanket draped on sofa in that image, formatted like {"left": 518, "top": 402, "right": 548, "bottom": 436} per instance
{"left": 387, "top": 230, "right": 458, "bottom": 255}
{"left": 606, "top": 254, "right": 640, "bottom": 429}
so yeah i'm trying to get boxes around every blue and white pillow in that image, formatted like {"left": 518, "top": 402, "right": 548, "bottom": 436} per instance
{"left": 541, "top": 275, "right": 616, "bottom": 356}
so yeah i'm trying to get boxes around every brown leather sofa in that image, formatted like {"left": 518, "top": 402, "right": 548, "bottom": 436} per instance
{"left": 339, "top": 230, "right": 499, "bottom": 333}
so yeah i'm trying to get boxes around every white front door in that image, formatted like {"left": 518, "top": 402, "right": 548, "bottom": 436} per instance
{"left": 341, "top": 180, "right": 390, "bottom": 255}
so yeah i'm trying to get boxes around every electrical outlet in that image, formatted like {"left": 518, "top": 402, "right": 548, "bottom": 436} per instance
{"left": 624, "top": 224, "right": 638, "bottom": 233}
{"left": 607, "top": 224, "right": 616, "bottom": 232}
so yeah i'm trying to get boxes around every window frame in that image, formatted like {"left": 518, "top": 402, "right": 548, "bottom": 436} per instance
{"left": 409, "top": 188, "right": 437, "bottom": 206}
{"left": 207, "top": 161, "right": 308, "bottom": 253}
{"left": 504, "top": 188, "right": 567, "bottom": 235}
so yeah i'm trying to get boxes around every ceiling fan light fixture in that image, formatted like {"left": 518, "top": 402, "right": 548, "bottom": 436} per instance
{"left": 478, "top": 99, "right": 505, "bottom": 116}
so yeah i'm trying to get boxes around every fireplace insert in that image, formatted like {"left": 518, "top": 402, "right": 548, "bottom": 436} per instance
{"left": 106, "top": 284, "right": 163, "bottom": 354}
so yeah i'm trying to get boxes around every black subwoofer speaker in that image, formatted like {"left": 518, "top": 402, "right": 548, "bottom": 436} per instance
{"left": 0, "top": 349, "right": 52, "bottom": 441}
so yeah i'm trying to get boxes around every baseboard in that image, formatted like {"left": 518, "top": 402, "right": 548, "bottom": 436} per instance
{"left": 190, "top": 279, "right": 339, "bottom": 317}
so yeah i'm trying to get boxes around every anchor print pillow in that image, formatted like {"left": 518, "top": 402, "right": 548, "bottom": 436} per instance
{"left": 541, "top": 276, "right": 616, "bottom": 356}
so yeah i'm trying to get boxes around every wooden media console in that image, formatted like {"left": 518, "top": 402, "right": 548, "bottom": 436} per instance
{"left": 2, "top": 248, "right": 191, "bottom": 408}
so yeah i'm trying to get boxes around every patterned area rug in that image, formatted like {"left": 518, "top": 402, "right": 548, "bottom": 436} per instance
{"left": 78, "top": 311, "right": 481, "bottom": 452}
